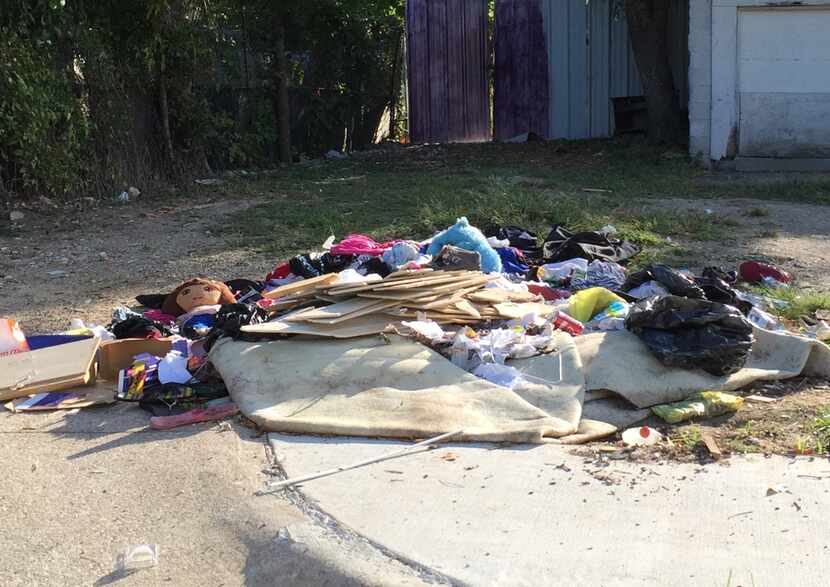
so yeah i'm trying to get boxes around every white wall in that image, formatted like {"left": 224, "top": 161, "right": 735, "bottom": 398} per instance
{"left": 688, "top": 0, "right": 712, "bottom": 161}
{"left": 688, "top": 0, "right": 830, "bottom": 163}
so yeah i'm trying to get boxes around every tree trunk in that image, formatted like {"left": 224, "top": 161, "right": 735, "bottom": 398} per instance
{"left": 387, "top": 30, "right": 404, "bottom": 141}
{"left": 158, "top": 50, "right": 175, "bottom": 166}
{"left": 624, "top": 0, "right": 682, "bottom": 144}
{"left": 274, "top": 11, "right": 292, "bottom": 164}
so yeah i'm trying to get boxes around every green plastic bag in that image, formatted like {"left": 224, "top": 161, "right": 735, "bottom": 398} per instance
{"left": 651, "top": 391, "right": 744, "bottom": 424}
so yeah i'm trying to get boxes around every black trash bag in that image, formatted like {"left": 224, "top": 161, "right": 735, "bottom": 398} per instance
{"left": 694, "top": 267, "right": 751, "bottom": 313}
{"left": 623, "top": 264, "right": 706, "bottom": 299}
{"left": 289, "top": 252, "right": 354, "bottom": 278}
{"left": 625, "top": 296, "right": 754, "bottom": 376}
{"left": 484, "top": 225, "right": 542, "bottom": 260}
{"left": 111, "top": 316, "right": 173, "bottom": 340}
{"left": 542, "top": 224, "right": 640, "bottom": 264}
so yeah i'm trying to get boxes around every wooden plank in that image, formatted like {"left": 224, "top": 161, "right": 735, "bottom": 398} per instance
{"left": 326, "top": 271, "right": 479, "bottom": 295}
{"left": 428, "top": 0, "right": 449, "bottom": 142}
{"left": 287, "top": 297, "right": 387, "bottom": 321}
{"left": 701, "top": 431, "right": 723, "bottom": 461}
{"left": 356, "top": 290, "right": 441, "bottom": 302}
{"left": 464, "top": 0, "right": 489, "bottom": 140}
{"left": 513, "top": 0, "right": 530, "bottom": 139}
{"left": 494, "top": 0, "right": 514, "bottom": 140}
{"left": 304, "top": 300, "right": 401, "bottom": 325}
{"left": 453, "top": 299, "right": 482, "bottom": 319}
{"left": 241, "top": 315, "right": 398, "bottom": 339}
{"left": 446, "top": 0, "right": 465, "bottom": 140}
{"left": 527, "top": 0, "right": 550, "bottom": 138}
{"left": 407, "top": 0, "right": 430, "bottom": 142}
{"left": 385, "top": 268, "right": 434, "bottom": 280}
{"left": 262, "top": 274, "right": 340, "bottom": 300}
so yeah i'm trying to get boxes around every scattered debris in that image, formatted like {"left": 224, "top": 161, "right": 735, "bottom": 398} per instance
{"left": 766, "top": 484, "right": 789, "bottom": 496}
{"left": 622, "top": 427, "right": 662, "bottom": 447}
{"left": 700, "top": 431, "right": 723, "bottom": 460}
{"left": 116, "top": 544, "right": 159, "bottom": 571}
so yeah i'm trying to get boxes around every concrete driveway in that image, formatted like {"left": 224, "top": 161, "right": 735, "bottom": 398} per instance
{"left": 3, "top": 403, "right": 829, "bottom": 586}
{"left": 269, "top": 434, "right": 830, "bottom": 587}
{"left": 0, "top": 406, "right": 436, "bottom": 586}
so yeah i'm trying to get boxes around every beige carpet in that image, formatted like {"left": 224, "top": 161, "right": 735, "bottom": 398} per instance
{"left": 211, "top": 327, "right": 830, "bottom": 444}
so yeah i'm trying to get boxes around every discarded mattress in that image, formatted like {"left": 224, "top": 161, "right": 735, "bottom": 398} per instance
{"left": 210, "top": 327, "right": 830, "bottom": 445}
{"left": 575, "top": 327, "right": 830, "bottom": 408}
{"left": 209, "top": 333, "right": 609, "bottom": 444}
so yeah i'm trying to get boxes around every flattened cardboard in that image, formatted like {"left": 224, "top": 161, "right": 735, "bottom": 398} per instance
{"left": 4, "top": 380, "right": 116, "bottom": 412}
{"left": 0, "top": 337, "right": 100, "bottom": 401}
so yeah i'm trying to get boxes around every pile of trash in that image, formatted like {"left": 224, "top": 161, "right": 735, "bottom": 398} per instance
{"left": 1, "top": 215, "right": 827, "bottom": 437}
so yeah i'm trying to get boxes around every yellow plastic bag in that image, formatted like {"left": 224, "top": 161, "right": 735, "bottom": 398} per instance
{"left": 651, "top": 391, "right": 744, "bottom": 424}
{"left": 566, "top": 288, "right": 625, "bottom": 323}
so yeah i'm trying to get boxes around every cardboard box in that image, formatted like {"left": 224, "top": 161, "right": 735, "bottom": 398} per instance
{"left": 97, "top": 338, "right": 174, "bottom": 381}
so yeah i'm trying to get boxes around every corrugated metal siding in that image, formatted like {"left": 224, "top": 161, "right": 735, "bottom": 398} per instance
{"left": 546, "top": 0, "right": 590, "bottom": 138}
{"left": 541, "top": 0, "right": 689, "bottom": 139}
{"left": 406, "top": 0, "right": 489, "bottom": 143}
{"left": 493, "top": 0, "right": 549, "bottom": 140}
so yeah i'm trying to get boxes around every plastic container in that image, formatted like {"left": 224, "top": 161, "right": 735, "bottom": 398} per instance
{"left": 621, "top": 426, "right": 662, "bottom": 447}
{"left": 116, "top": 544, "right": 159, "bottom": 571}
{"left": 552, "top": 311, "right": 584, "bottom": 336}
{"left": 0, "top": 319, "right": 29, "bottom": 356}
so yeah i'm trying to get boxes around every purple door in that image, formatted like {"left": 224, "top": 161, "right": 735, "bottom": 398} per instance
{"left": 406, "top": 0, "right": 490, "bottom": 143}
{"left": 493, "top": 0, "right": 549, "bottom": 141}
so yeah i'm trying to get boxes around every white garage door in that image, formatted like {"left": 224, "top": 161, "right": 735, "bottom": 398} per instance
{"left": 738, "top": 7, "right": 830, "bottom": 158}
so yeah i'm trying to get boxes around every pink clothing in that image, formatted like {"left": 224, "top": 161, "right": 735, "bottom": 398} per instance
{"left": 330, "top": 234, "right": 402, "bottom": 256}
{"left": 143, "top": 309, "right": 178, "bottom": 325}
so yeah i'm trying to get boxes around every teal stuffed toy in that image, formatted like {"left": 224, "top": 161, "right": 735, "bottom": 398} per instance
{"left": 426, "top": 217, "right": 503, "bottom": 273}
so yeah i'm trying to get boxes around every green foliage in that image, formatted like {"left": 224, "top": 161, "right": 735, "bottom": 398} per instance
{"left": 0, "top": 27, "right": 88, "bottom": 196}
{"left": 1, "top": 1, "right": 407, "bottom": 199}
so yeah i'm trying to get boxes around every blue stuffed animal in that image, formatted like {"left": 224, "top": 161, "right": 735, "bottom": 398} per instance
{"left": 426, "top": 217, "right": 503, "bottom": 274}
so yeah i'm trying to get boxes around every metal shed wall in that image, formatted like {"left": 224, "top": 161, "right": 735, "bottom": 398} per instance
{"left": 541, "top": 0, "right": 689, "bottom": 139}
{"left": 406, "top": 0, "right": 490, "bottom": 143}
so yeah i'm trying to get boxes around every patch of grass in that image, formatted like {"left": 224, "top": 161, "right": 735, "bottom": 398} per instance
{"left": 759, "top": 229, "right": 779, "bottom": 238}
{"left": 750, "top": 285, "right": 830, "bottom": 320}
{"left": 215, "top": 140, "right": 830, "bottom": 260}
{"left": 671, "top": 425, "right": 702, "bottom": 450}
{"left": 810, "top": 406, "right": 830, "bottom": 455}
{"left": 219, "top": 157, "right": 721, "bottom": 260}
{"left": 744, "top": 207, "right": 769, "bottom": 217}
{"left": 727, "top": 420, "right": 760, "bottom": 454}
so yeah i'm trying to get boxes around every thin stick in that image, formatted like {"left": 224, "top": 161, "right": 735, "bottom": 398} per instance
{"left": 265, "top": 429, "right": 464, "bottom": 492}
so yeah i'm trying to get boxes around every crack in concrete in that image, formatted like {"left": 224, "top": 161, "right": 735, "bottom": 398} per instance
{"left": 263, "top": 435, "right": 467, "bottom": 587}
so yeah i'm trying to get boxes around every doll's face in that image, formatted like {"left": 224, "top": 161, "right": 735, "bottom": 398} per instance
{"left": 176, "top": 283, "right": 222, "bottom": 312}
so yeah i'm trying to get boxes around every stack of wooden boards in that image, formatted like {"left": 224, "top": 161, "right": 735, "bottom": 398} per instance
{"left": 243, "top": 269, "right": 556, "bottom": 338}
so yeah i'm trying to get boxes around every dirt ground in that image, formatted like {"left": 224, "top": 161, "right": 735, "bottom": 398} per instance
{"left": 648, "top": 197, "right": 830, "bottom": 291}
{"left": 2, "top": 185, "right": 829, "bottom": 458}
{"left": 0, "top": 194, "right": 275, "bottom": 333}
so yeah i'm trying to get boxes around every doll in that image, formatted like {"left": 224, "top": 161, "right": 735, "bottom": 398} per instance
{"left": 161, "top": 278, "right": 236, "bottom": 338}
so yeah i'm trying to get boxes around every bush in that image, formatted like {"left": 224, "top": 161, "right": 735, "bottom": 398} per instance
{"left": 0, "top": 29, "right": 89, "bottom": 196}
